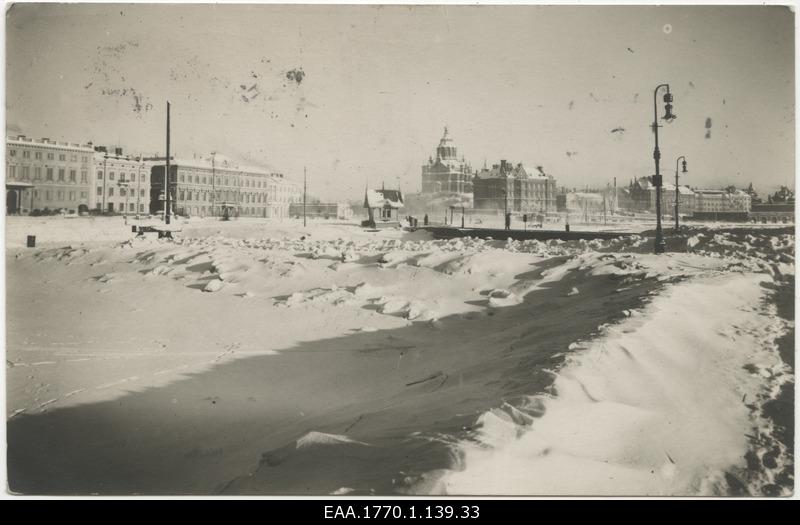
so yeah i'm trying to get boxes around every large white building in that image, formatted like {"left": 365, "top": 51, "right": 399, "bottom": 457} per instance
{"left": 146, "top": 154, "right": 302, "bottom": 219}
{"left": 693, "top": 189, "right": 751, "bottom": 214}
{"left": 6, "top": 135, "right": 94, "bottom": 214}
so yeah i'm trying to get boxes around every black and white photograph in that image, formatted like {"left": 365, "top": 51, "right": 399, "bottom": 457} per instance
{"left": 2, "top": 2, "right": 796, "bottom": 499}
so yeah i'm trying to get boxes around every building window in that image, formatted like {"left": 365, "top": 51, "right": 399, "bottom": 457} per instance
{"left": 34, "top": 151, "right": 42, "bottom": 160}
{"left": 82, "top": 156, "right": 88, "bottom": 163}
{"left": 34, "top": 167, "right": 41, "bottom": 180}
{"left": 71, "top": 155, "right": 77, "bottom": 162}
{"left": 22, "top": 166, "right": 30, "bottom": 180}
{"left": 59, "top": 154, "right": 66, "bottom": 161}
{"left": 141, "top": 174, "right": 146, "bottom": 183}
{"left": 58, "top": 168, "right": 65, "bottom": 181}
{"left": 9, "top": 149, "right": 16, "bottom": 156}
{"left": 139, "top": 204, "right": 144, "bottom": 212}
{"left": 140, "top": 189, "right": 145, "bottom": 197}
{"left": 69, "top": 170, "right": 77, "bottom": 182}
{"left": 46, "top": 168, "right": 53, "bottom": 181}
{"left": 69, "top": 191, "right": 75, "bottom": 201}
{"left": 130, "top": 174, "right": 136, "bottom": 182}
{"left": 57, "top": 190, "right": 64, "bottom": 200}
{"left": 8, "top": 165, "right": 16, "bottom": 178}
{"left": 109, "top": 172, "right": 115, "bottom": 181}
{"left": 97, "top": 187, "right": 102, "bottom": 196}
{"left": 120, "top": 188, "right": 126, "bottom": 197}
{"left": 23, "top": 150, "right": 30, "bottom": 159}
{"left": 108, "top": 187, "right": 114, "bottom": 196}
{"left": 97, "top": 170, "right": 103, "bottom": 180}
{"left": 129, "top": 203, "right": 135, "bottom": 211}
{"left": 80, "top": 191, "right": 87, "bottom": 199}
{"left": 80, "top": 170, "right": 87, "bottom": 183}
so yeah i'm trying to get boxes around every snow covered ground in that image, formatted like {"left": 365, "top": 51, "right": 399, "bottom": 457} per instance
{"left": 4, "top": 216, "right": 794, "bottom": 496}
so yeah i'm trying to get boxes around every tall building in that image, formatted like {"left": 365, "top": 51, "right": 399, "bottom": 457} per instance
{"left": 473, "top": 160, "right": 557, "bottom": 214}
{"left": 420, "top": 127, "right": 474, "bottom": 195}
{"left": 147, "top": 154, "right": 302, "bottom": 218}
{"left": 693, "top": 189, "right": 751, "bottom": 218}
{"left": 6, "top": 135, "right": 94, "bottom": 214}
{"left": 627, "top": 177, "right": 696, "bottom": 216}
{"left": 93, "top": 147, "right": 151, "bottom": 214}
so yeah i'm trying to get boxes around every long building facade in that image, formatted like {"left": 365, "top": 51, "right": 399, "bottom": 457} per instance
{"left": 147, "top": 155, "right": 302, "bottom": 219}
{"left": 7, "top": 136, "right": 302, "bottom": 219}
{"left": 472, "top": 160, "right": 557, "bottom": 215}
{"left": 6, "top": 135, "right": 94, "bottom": 214}
{"left": 420, "top": 127, "right": 474, "bottom": 196}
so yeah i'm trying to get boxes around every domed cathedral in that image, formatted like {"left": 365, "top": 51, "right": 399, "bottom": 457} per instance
{"left": 420, "top": 127, "right": 474, "bottom": 196}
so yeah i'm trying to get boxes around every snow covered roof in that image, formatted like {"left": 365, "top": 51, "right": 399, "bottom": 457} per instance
{"left": 364, "top": 189, "right": 404, "bottom": 209}
{"left": 476, "top": 162, "right": 547, "bottom": 180}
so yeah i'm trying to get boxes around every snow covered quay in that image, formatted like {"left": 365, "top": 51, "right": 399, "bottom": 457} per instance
{"left": 5, "top": 216, "right": 794, "bottom": 496}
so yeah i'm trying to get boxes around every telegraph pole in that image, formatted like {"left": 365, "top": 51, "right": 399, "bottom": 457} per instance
{"left": 211, "top": 152, "right": 216, "bottom": 218}
{"left": 613, "top": 177, "right": 617, "bottom": 215}
{"left": 165, "top": 101, "right": 171, "bottom": 225}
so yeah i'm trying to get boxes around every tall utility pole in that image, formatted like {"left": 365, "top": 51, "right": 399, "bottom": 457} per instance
{"left": 674, "top": 156, "right": 688, "bottom": 231}
{"left": 135, "top": 158, "right": 142, "bottom": 219}
{"left": 165, "top": 101, "right": 171, "bottom": 225}
{"left": 102, "top": 155, "right": 108, "bottom": 212}
{"left": 613, "top": 177, "right": 617, "bottom": 215}
{"left": 119, "top": 175, "right": 129, "bottom": 225}
{"left": 303, "top": 166, "right": 307, "bottom": 227}
{"left": 211, "top": 152, "right": 216, "bottom": 218}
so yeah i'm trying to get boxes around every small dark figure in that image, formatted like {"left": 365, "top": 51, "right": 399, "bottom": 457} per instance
{"left": 504, "top": 213, "right": 511, "bottom": 231}
{"left": 424, "top": 214, "right": 429, "bottom": 226}
{"left": 565, "top": 223, "right": 570, "bottom": 232}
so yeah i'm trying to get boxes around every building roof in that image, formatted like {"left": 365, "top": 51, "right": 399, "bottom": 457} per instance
{"left": 364, "top": 188, "right": 404, "bottom": 208}
{"left": 475, "top": 162, "right": 548, "bottom": 180}
{"left": 7, "top": 136, "right": 94, "bottom": 152}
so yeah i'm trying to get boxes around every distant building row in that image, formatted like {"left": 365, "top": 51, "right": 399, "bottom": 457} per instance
{"left": 621, "top": 177, "right": 752, "bottom": 219}
{"left": 6, "top": 135, "right": 302, "bottom": 217}
{"left": 420, "top": 127, "right": 558, "bottom": 214}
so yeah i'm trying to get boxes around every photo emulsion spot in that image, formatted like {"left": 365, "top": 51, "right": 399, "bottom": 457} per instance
{"left": 3, "top": 3, "right": 796, "bottom": 498}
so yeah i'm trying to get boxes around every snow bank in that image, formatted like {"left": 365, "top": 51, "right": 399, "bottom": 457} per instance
{"left": 436, "top": 273, "right": 792, "bottom": 496}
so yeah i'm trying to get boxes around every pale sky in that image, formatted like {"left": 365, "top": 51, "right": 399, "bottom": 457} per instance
{"left": 5, "top": 4, "right": 795, "bottom": 201}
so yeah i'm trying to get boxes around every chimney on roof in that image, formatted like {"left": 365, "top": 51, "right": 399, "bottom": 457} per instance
{"left": 115, "top": 147, "right": 123, "bottom": 156}
{"left": 17, "top": 135, "right": 25, "bottom": 140}
{"left": 95, "top": 145, "right": 107, "bottom": 153}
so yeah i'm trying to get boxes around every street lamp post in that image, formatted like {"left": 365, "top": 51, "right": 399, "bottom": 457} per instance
{"left": 651, "top": 83, "right": 676, "bottom": 254}
{"left": 674, "top": 156, "right": 688, "bottom": 231}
